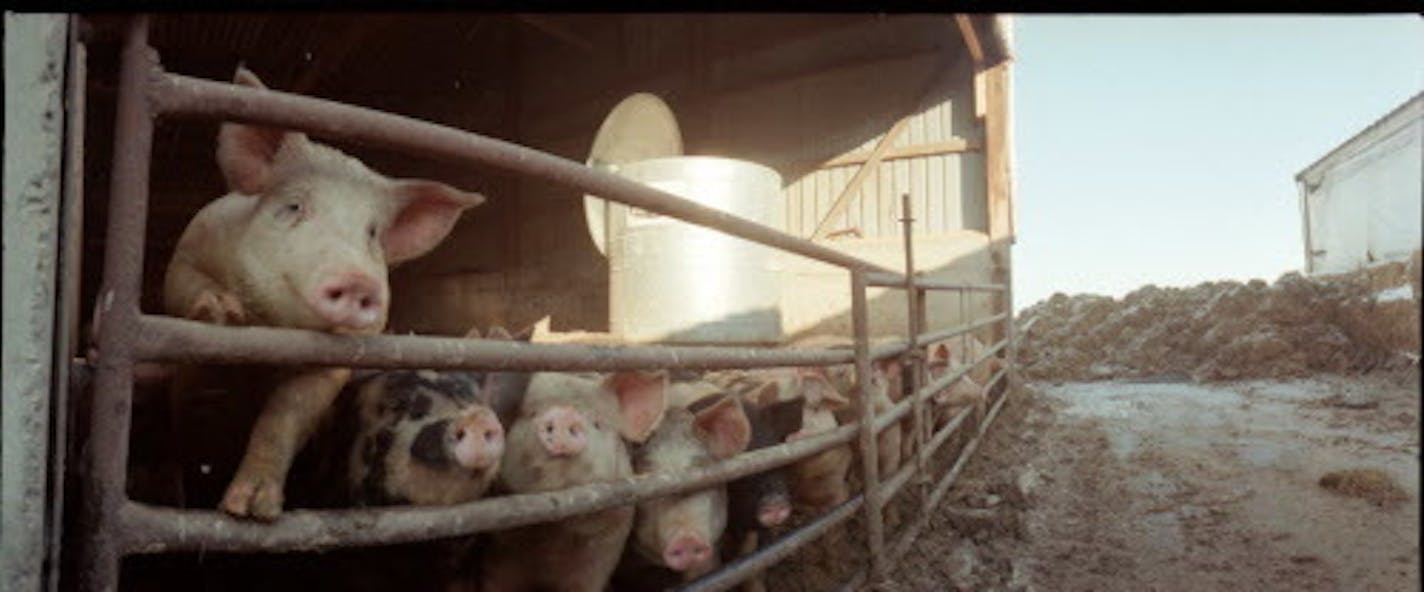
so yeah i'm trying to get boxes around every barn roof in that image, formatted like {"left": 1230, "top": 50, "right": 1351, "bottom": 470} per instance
{"left": 1296, "top": 91, "right": 1424, "bottom": 184}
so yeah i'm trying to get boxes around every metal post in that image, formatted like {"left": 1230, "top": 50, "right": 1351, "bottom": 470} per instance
{"left": 1003, "top": 265, "right": 1017, "bottom": 393}
{"left": 898, "top": 194, "right": 928, "bottom": 484}
{"left": 850, "top": 270, "right": 887, "bottom": 588}
{"left": 50, "top": 16, "right": 88, "bottom": 592}
{"left": 77, "top": 15, "right": 153, "bottom": 592}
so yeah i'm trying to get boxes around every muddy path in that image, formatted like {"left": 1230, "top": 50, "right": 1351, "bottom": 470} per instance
{"left": 882, "top": 367, "right": 1420, "bottom": 592}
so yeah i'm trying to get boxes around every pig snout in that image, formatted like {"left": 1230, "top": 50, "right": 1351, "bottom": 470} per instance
{"left": 309, "top": 272, "right": 384, "bottom": 329}
{"left": 452, "top": 411, "right": 504, "bottom": 470}
{"left": 757, "top": 494, "right": 793, "bottom": 528}
{"left": 662, "top": 532, "right": 714, "bottom": 572}
{"left": 535, "top": 405, "right": 589, "bottom": 457}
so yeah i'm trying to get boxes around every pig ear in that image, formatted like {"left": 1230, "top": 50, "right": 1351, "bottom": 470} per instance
{"left": 744, "top": 380, "right": 780, "bottom": 406}
{"left": 604, "top": 371, "right": 668, "bottom": 443}
{"left": 217, "top": 67, "right": 308, "bottom": 195}
{"left": 803, "top": 375, "right": 850, "bottom": 410}
{"left": 463, "top": 326, "right": 482, "bottom": 339}
{"left": 486, "top": 326, "right": 513, "bottom": 341}
{"left": 930, "top": 343, "right": 950, "bottom": 366}
{"left": 693, "top": 396, "right": 751, "bottom": 459}
{"left": 384, "top": 180, "right": 487, "bottom": 264}
{"left": 512, "top": 323, "right": 536, "bottom": 343}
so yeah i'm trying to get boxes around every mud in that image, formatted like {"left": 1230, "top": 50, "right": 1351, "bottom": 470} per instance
{"left": 1016, "top": 256, "right": 1421, "bottom": 382}
{"left": 1319, "top": 469, "right": 1410, "bottom": 509}
{"left": 757, "top": 364, "right": 1418, "bottom": 591}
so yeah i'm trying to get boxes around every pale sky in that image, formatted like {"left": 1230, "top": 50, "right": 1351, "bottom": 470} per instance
{"left": 1011, "top": 15, "right": 1424, "bottom": 311}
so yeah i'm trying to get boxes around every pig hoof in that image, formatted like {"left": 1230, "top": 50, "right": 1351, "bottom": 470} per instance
{"left": 189, "top": 290, "right": 246, "bottom": 326}
{"left": 219, "top": 477, "right": 284, "bottom": 521}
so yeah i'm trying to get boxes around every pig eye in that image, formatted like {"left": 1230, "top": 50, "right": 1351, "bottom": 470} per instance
{"left": 367, "top": 224, "right": 377, "bottom": 241}
{"left": 278, "top": 201, "right": 304, "bottom": 220}
{"left": 592, "top": 420, "right": 604, "bottom": 431}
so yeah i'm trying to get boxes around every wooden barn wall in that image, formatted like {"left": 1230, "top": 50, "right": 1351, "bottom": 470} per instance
{"left": 779, "top": 54, "right": 984, "bottom": 239}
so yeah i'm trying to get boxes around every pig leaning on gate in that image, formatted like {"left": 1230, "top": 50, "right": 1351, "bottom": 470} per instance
{"left": 926, "top": 336, "right": 1005, "bottom": 430}
{"left": 611, "top": 380, "right": 753, "bottom": 591}
{"left": 477, "top": 371, "right": 669, "bottom": 592}
{"left": 162, "top": 66, "right": 484, "bottom": 520}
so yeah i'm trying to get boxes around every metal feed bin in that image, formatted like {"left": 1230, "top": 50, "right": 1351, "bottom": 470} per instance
{"left": 586, "top": 94, "right": 785, "bottom": 344}
{"left": 605, "top": 157, "right": 784, "bottom": 344}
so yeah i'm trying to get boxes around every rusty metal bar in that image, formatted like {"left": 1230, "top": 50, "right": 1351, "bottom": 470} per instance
{"left": 898, "top": 193, "right": 930, "bottom": 493}
{"left": 917, "top": 312, "right": 1007, "bottom": 347}
{"left": 912, "top": 285, "right": 932, "bottom": 504}
{"left": 842, "top": 367, "right": 1011, "bottom": 591}
{"left": 150, "top": 72, "right": 899, "bottom": 278}
{"left": 136, "top": 315, "right": 864, "bottom": 371}
{"left": 677, "top": 494, "right": 865, "bottom": 592}
{"left": 1006, "top": 291, "right": 1022, "bottom": 390}
{"left": 923, "top": 403, "right": 973, "bottom": 464}
{"left": 864, "top": 271, "right": 1005, "bottom": 291}
{"left": 119, "top": 422, "right": 858, "bottom": 553}
{"left": 893, "top": 371, "right": 1010, "bottom": 558}
{"left": 870, "top": 333, "right": 1007, "bottom": 441}
{"left": 76, "top": 15, "right": 153, "bottom": 592}
{"left": 902, "top": 337, "right": 1008, "bottom": 417}
{"left": 49, "top": 18, "right": 87, "bottom": 592}
{"left": 874, "top": 449, "right": 918, "bottom": 509}
{"left": 849, "top": 270, "right": 888, "bottom": 587}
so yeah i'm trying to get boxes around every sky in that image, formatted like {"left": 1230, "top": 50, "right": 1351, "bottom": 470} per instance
{"left": 1010, "top": 15, "right": 1424, "bottom": 312}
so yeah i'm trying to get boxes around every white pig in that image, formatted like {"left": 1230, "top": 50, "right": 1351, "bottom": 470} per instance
{"left": 162, "top": 66, "right": 484, "bottom": 520}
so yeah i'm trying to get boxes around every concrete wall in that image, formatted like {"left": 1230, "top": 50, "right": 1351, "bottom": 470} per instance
{"left": 780, "top": 232, "right": 997, "bottom": 340}
{"left": 4, "top": 13, "right": 67, "bottom": 592}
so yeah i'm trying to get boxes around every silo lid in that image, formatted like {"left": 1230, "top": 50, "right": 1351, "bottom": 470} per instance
{"left": 584, "top": 93, "right": 683, "bottom": 255}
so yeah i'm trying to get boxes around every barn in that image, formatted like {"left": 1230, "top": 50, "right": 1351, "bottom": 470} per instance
{"left": 1296, "top": 91, "right": 1422, "bottom": 276}
{"left": 4, "top": 13, "right": 1015, "bottom": 592}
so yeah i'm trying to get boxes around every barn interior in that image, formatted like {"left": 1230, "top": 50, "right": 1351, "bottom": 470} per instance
{"left": 77, "top": 12, "right": 1011, "bottom": 347}
{"left": 70, "top": 13, "right": 1012, "bottom": 589}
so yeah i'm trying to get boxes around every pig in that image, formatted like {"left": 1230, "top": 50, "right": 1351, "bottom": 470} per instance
{"left": 781, "top": 370, "right": 854, "bottom": 516}
{"left": 819, "top": 359, "right": 904, "bottom": 486}
{"left": 714, "top": 377, "right": 804, "bottom": 592}
{"left": 478, "top": 371, "right": 669, "bottom": 592}
{"left": 784, "top": 335, "right": 906, "bottom": 484}
{"left": 927, "top": 336, "right": 1005, "bottom": 430}
{"left": 704, "top": 371, "right": 805, "bottom": 532}
{"left": 797, "top": 358, "right": 905, "bottom": 530}
{"left": 161, "top": 66, "right": 485, "bottom": 519}
{"left": 337, "top": 327, "right": 530, "bottom": 507}
{"left": 613, "top": 388, "right": 752, "bottom": 590}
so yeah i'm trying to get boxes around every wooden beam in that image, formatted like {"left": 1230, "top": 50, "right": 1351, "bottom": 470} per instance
{"left": 954, "top": 15, "right": 985, "bottom": 67}
{"left": 808, "top": 57, "right": 958, "bottom": 241}
{"left": 983, "top": 62, "right": 1012, "bottom": 244}
{"left": 810, "top": 118, "right": 911, "bottom": 240}
{"left": 983, "top": 61, "right": 1013, "bottom": 347}
{"left": 813, "top": 138, "right": 978, "bottom": 169}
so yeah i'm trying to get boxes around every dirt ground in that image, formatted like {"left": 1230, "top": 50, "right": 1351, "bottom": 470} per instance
{"left": 854, "top": 366, "right": 1419, "bottom": 592}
